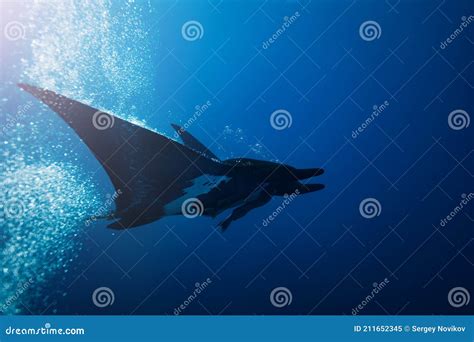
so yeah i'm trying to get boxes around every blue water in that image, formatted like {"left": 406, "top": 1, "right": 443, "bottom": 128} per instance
{"left": 0, "top": 0, "right": 472, "bottom": 315}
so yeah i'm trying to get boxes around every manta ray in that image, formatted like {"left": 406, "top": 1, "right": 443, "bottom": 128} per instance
{"left": 18, "top": 83, "right": 325, "bottom": 230}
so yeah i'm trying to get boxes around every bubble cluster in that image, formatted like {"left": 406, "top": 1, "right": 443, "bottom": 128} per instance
{"left": 221, "top": 126, "right": 273, "bottom": 161}
{"left": 22, "top": 0, "right": 155, "bottom": 123}
{"left": 1, "top": 98, "right": 103, "bottom": 314}
{"left": 0, "top": 162, "right": 100, "bottom": 314}
{"left": 1, "top": 0, "right": 155, "bottom": 314}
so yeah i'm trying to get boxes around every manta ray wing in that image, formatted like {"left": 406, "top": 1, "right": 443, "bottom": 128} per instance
{"left": 18, "top": 83, "right": 228, "bottom": 228}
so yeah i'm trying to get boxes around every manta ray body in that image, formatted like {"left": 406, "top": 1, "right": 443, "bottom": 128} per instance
{"left": 19, "top": 84, "right": 325, "bottom": 230}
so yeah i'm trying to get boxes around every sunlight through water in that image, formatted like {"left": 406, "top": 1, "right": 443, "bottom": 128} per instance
{"left": 23, "top": 0, "right": 154, "bottom": 121}
{"left": 1, "top": 0, "right": 155, "bottom": 313}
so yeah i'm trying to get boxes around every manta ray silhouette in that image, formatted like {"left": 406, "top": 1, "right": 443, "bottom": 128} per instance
{"left": 18, "top": 83, "right": 325, "bottom": 230}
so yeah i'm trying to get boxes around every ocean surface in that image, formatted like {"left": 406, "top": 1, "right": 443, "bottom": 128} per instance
{"left": 0, "top": 0, "right": 472, "bottom": 315}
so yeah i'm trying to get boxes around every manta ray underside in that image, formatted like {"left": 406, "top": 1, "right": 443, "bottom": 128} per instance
{"left": 18, "top": 83, "right": 325, "bottom": 230}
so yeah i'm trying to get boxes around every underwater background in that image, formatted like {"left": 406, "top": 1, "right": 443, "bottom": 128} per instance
{"left": 0, "top": 0, "right": 472, "bottom": 315}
